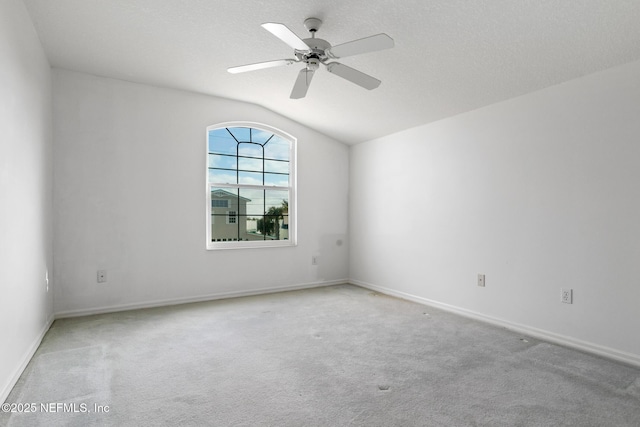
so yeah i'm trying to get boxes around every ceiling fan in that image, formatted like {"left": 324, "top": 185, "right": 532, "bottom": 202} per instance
{"left": 227, "top": 18, "right": 394, "bottom": 99}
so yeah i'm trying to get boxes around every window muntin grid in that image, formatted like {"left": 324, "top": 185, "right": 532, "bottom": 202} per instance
{"left": 206, "top": 124, "right": 295, "bottom": 248}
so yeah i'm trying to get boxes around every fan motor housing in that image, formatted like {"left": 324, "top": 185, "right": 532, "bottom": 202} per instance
{"left": 296, "top": 37, "right": 331, "bottom": 64}
{"left": 303, "top": 37, "right": 331, "bottom": 52}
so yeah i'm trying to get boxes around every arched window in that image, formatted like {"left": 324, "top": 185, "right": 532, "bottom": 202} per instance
{"left": 206, "top": 123, "right": 296, "bottom": 249}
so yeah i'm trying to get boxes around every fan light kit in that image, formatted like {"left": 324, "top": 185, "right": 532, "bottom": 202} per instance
{"left": 228, "top": 18, "right": 394, "bottom": 99}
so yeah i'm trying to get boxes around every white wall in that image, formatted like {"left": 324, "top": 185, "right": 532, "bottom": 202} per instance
{"left": 52, "top": 69, "right": 349, "bottom": 315}
{"left": 0, "top": 0, "right": 54, "bottom": 402}
{"left": 350, "top": 59, "right": 640, "bottom": 364}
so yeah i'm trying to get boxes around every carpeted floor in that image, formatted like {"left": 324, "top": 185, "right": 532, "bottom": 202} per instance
{"left": 2, "top": 284, "right": 639, "bottom": 426}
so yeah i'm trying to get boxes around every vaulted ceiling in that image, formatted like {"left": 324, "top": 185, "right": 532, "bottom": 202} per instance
{"left": 23, "top": 0, "right": 640, "bottom": 144}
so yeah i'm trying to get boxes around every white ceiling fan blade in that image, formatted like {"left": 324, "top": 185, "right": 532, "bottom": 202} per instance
{"left": 325, "top": 63, "right": 381, "bottom": 90}
{"left": 262, "top": 23, "right": 309, "bottom": 51}
{"left": 327, "top": 33, "right": 394, "bottom": 59}
{"left": 227, "top": 59, "right": 297, "bottom": 74}
{"left": 290, "top": 68, "right": 315, "bottom": 99}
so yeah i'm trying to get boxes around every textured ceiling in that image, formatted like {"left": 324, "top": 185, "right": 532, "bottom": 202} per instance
{"left": 23, "top": 0, "right": 640, "bottom": 144}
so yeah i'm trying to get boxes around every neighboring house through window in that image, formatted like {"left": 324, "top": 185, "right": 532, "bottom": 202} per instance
{"left": 206, "top": 123, "right": 296, "bottom": 248}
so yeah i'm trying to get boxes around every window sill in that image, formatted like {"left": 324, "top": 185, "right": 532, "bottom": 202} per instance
{"left": 206, "top": 240, "right": 296, "bottom": 250}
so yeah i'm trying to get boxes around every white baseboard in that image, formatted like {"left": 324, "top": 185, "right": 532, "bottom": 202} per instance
{"left": 350, "top": 279, "right": 640, "bottom": 369}
{"left": 55, "top": 279, "right": 348, "bottom": 319}
{"left": 1, "top": 314, "right": 54, "bottom": 404}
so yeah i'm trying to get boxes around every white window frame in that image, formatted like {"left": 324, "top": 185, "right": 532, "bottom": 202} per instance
{"left": 206, "top": 122, "right": 297, "bottom": 250}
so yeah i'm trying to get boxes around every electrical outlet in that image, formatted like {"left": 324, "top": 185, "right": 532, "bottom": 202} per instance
{"left": 97, "top": 270, "right": 107, "bottom": 283}
{"left": 311, "top": 256, "right": 319, "bottom": 265}
{"left": 477, "top": 274, "right": 485, "bottom": 287}
{"left": 561, "top": 288, "right": 572, "bottom": 304}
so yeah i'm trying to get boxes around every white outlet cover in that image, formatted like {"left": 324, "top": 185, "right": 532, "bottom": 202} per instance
{"left": 97, "top": 270, "right": 107, "bottom": 283}
{"left": 477, "top": 274, "right": 485, "bottom": 287}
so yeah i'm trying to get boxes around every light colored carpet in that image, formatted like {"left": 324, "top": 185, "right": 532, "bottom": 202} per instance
{"left": 2, "top": 284, "right": 639, "bottom": 426}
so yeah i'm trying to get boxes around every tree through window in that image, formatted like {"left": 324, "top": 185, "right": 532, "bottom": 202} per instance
{"left": 206, "top": 123, "right": 296, "bottom": 248}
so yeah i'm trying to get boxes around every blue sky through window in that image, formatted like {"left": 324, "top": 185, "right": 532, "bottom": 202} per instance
{"left": 208, "top": 127, "right": 290, "bottom": 187}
